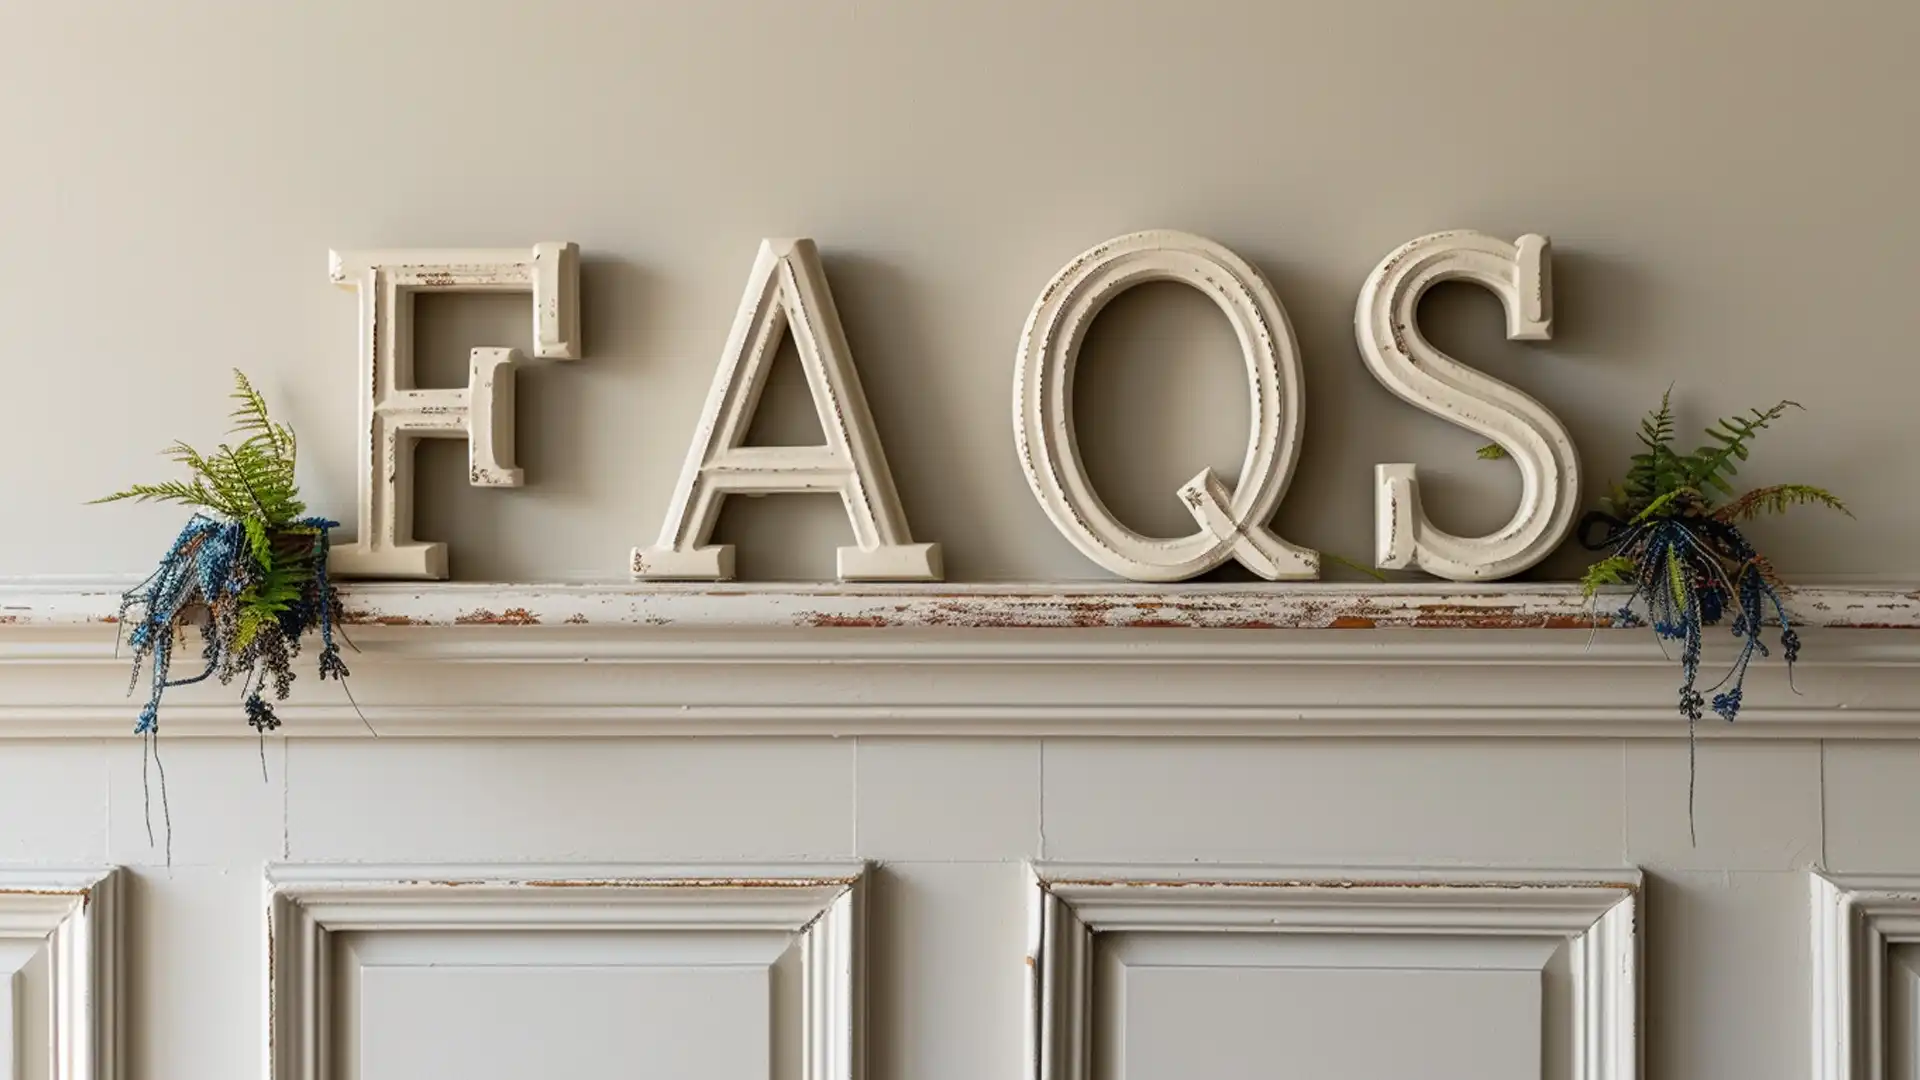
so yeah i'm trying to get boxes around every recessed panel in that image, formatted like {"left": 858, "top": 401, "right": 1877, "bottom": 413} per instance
{"left": 1, "top": 940, "right": 46, "bottom": 1080}
{"left": 1115, "top": 965, "right": 1539, "bottom": 1080}
{"left": 357, "top": 965, "right": 770, "bottom": 1080}
{"left": 337, "top": 929, "right": 796, "bottom": 1080}
{"left": 1890, "top": 944, "right": 1920, "bottom": 1076}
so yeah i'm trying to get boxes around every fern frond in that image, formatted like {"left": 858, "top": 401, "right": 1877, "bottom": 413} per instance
{"left": 231, "top": 605, "right": 271, "bottom": 655}
{"left": 1631, "top": 486, "right": 1701, "bottom": 525}
{"left": 1581, "top": 555, "right": 1637, "bottom": 597}
{"left": 1713, "top": 484, "right": 1851, "bottom": 522}
{"left": 1622, "top": 388, "right": 1687, "bottom": 511}
{"left": 204, "top": 442, "right": 305, "bottom": 525}
{"left": 228, "top": 370, "right": 294, "bottom": 464}
{"left": 89, "top": 480, "right": 222, "bottom": 512}
{"left": 1476, "top": 443, "right": 1507, "bottom": 460}
{"left": 1638, "top": 387, "right": 1675, "bottom": 451}
{"left": 242, "top": 516, "right": 272, "bottom": 568}
{"left": 1680, "top": 400, "right": 1800, "bottom": 499}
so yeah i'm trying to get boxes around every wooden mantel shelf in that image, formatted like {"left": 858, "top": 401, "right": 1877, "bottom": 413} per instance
{"left": 2, "top": 580, "right": 1918, "bottom": 741}
{"left": 5, "top": 579, "right": 1919, "bottom": 631}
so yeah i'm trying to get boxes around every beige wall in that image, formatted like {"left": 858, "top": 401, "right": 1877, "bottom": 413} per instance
{"left": 3, "top": 0, "right": 1912, "bottom": 583}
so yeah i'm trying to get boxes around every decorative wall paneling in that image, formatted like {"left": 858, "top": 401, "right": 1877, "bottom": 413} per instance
{"left": 1810, "top": 872, "right": 1920, "bottom": 1080}
{"left": 265, "top": 863, "right": 864, "bottom": 1080}
{"left": 0, "top": 582, "right": 1916, "bottom": 739}
{"left": 0, "top": 870, "right": 122, "bottom": 1080}
{"left": 1027, "top": 864, "right": 1640, "bottom": 1080}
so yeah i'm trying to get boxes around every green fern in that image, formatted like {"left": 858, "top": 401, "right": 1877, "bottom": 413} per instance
{"left": 1680, "top": 400, "right": 1800, "bottom": 497}
{"left": 1630, "top": 486, "right": 1700, "bottom": 525}
{"left": 1476, "top": 443, "right": 1507, "bottom": 460}
{"left": 95, "top": 371, "right": 315, "bottom": 644}
{"left": 1581, "top": 554, "right": 1638, "bottom": 597}
{"left": 1712, "top": 483, "right": 1851, "bottom": 522}
{"left": 94, "top": 371, "right": 304, "bottom": 526}
{"left": 1599, "top": 393, "right": 1826, "bottom": 523}
{"left": 1620, "top": 388, "right": 1689, "bottom": 512}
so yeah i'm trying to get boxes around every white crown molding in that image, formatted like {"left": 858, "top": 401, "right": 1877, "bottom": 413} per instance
{"left": 0, "top": 868, "right": 122, "bottom": 1080}
{"left": 1808, "top": 872, "right": 1920, "bottom": 1080}
{"left": 265, "top": 863, "right": 865, "bottom": 1080}
{"left": 2, "top": 581, "right": 1917, "bottom": 739}
{"left": 1026, "top": 864, "right": 1640, "bottom": 1080}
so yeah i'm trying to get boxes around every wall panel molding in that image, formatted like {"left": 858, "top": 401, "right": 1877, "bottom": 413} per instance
{"left": 265, "top": 862, "right": 865, "bottom": 1080}
{"left": 1027, "top": 864, "right": 1639, "bottom": 1080}
{"left": 1809, "top": 872, "right": 1920, "bottom": 1080}
{"left": 0, "top": 869, "right": 122, "bottom": 1080}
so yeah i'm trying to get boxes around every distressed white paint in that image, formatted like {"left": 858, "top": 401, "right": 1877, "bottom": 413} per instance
{"left": 0, "top": 870, "right": 121, "bottom": 1080}
{"left": 6, "top": 579, "right": 1916, "bottom": 631}
{"left": 0, "top": 580, "right": 1915, "bottom": 739}
{"left": 1355, "top": 231, "right": 1579, "bottom": 580}
{"left": 328, "top": 243, "right": 581, "bottom": 580}
{"left": 265, "top": 863, "right": 864, "bottom": 1080}
{"left": 1015, "top": 231, "right": 1317, "bottom": 581}
{"left": 1027, "top": 864, "right": 1639, "bottom": 1080}
{"left": 1807, "top": 872, "right": 1920, "bottom": 1080}
{"left": 635, "top": 239, "right": 940, "bottom": 582}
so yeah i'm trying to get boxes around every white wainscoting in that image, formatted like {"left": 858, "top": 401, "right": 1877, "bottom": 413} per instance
{"left": 1809, "top": 873, "right": 1920, "bottom": 1080}
{"left": 0, "top": 871, "right": 121, "bottom": 1080}
{"left": 265, "top": 864, "right": 863, "bottom": 1080}
{"left": 2, "top": 591, "right": 1919, "bottom": 1078}
{"left": 1029, "top": 865, "right": 1639, "bottom": 1080}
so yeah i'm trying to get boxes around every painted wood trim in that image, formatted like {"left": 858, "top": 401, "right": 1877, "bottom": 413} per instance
{"left": 5, "top": 580, "right": 1916, "bottom": 630}
{"left": 5, "top": 582, "right": 1917, "bottom": 740}
{"left": 0, "top": 869, "right": 122, "bottom": 1080}
{"left": 1806, "top": 872, "right": 1920, "bottom": 1080}
{"left": 265, "top": 863, "right": 865, "bottom": 1080}
{"left": 1027, "top": 864, "right": 1639, "bottom": 1080}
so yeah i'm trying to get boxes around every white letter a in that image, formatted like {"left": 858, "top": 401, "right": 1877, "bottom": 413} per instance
{"left": 634, "top": 239, "right": 942, "bottom": 581}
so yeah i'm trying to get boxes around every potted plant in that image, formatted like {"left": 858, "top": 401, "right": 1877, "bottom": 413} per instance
{"left": 96, "top": 371, "right": 349, "bottom": 739}
{"left": 1580, "top": 391, "right": 1848, "bottom": 721}
{"left": 1575, "top": 391, "right": 1848, "bottom": 835}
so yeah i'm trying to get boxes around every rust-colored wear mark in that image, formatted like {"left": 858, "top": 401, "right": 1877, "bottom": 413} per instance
{"left": 0, "top": 886, "right": 89, "bottom": 900}
{"left": 1405, "top": 603, "right": 1613, "bottom": 630}
{"left": 522, "top": 876, "right": 858, "bottom": 889}
{"left": 1328, "top": 616, "right": 1378, "bottom": 629}
{"left": 0, "top": 615, "right": 17, "bottom": 624}
{"left": 455, "top": 608, "right": 540, "bottom": 626}
{"left": 804, "top": 614, "right": 891, "bottom": 629}
{"left": 563, "top": 613, "right": 590, "bottom": 625}
{"left": 340, "top": 610, "right": 429, "bottom": 627}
